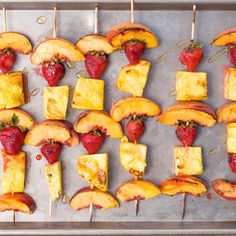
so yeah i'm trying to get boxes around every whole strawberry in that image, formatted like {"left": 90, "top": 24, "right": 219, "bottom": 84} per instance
{"left": 228, "top": 153, "right": 236, "bottom": 174}
{"left": 41, "top": 142, "right": 62, "bottom": 164}
{"left": 176, "top": 121, "right": 197, "bottom": 147}
{"left": 125, "top": 117, "right": 145, "bottom": 143}
{"left": 81, "top": 130, "right": 105, "bottom": 154}
{"left": 0, "top": 50, "right": 15, "bottom": 74}
{"left": 85, "top": 51, "right": 108, "bottom": 79}
{"left": 124, "top": 40, "right": 145, "bottom": 65}
{"left": 179, "top": 42, "right": 204, "bottom": 72}
{"left": 228, "top": 46, "right": 236, "bottom": 66}
{"left": 42, "top": 62, "right": 65, "bottom": 86}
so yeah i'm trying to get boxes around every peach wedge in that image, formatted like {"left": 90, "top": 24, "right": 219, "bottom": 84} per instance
{"left": 160, "top": 176, "right": 207, "bottom": 197}
{"left": 157, "top": 101, "right": 216, "bottom": 127}
{"left": 74, "top": 111, "right": 123, "bottom": 138}
{"left": 107, "top": 22, "right": 158, "bottom": 48}
{"left": 70, "top": 187, "right": 119, "bottom": 211}
{"left": 30, "top": 38, "right": 84, "bottom": 65}
{"left": 116, "top": 180, "right": 161, "bottom": 202}
{"left": 0, "top": 32, "right": 32, "bottom": 54}
{"left": 110, "top": 97, "right": 161, "bottom": 122}
{"left": 211, "top": 28, "right": 236, "bottom": 46}
{"left": 217, "top": 102, "right": 236, "bottom": 123}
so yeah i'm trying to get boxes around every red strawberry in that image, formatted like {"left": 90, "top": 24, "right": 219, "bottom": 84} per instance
{"left": 85, "top": 51, "right": 108, "bottom": 79}
{"left": 81, "top": 130, "right": 105, "bottom": 154}
{"left": 125, "top": 117, "right": 145, "bottom": 143}
{"left": 124, "top": 40, "right": 145, "bottom": 65}
{"left": 228, "top": 46, "right": 236, "bottom": 66}
{"left": 228, "top": 153, "right": 236, "bottom": 173}
{"left": 0, "top": 126, "right": 25, "bottom": 155}
{"left": 179, "top": 42, "right": 204, "bottom": 72}
{"left": 42, "top": 62, "right": 65, "bottom": 86}
{"left": 40, "top": 143, "right": 62, "bottom": 164}
{"left": 176, "top": 121, "right": 197, "bottom": 147}
{"left": 0, "top": 50, "right": 15, "bottom": 74}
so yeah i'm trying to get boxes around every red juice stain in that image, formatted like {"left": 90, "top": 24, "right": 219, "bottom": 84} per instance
{"left": 34, "top": 67, "right": 44, "bottom": 77}
{"left": 36, "top": 154, "right": 42, "bottom": 160}
{"left": 206, "top": 192, "right": 212, "bottom": 200}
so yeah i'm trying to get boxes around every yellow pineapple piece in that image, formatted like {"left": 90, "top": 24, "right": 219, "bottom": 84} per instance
{"left": 174, "top": 147, "right": 203, "bottom": 176}
{"left": 45, "top": 161, "right": 62, "bottom": 202}
{"left": 78, "top": 153, "right": 108, "bottom": 191}
{"left": 227, "top": 123, "right": 236, "bottom": 153}
{"left": 1, "top": 150, "right": 25, "bottom": 194}
{"left": 224, "top": 68, "right": 236, "bottom": 100}
{"left": 116, "top": 60, "right": 150, "bottom": 97}
{"left": 72, "top": 77, "right": 104, "bottom": 110}
{"left": 120, "top": 136, "right": 147, "bottom": 178}
{"left": 0, "top": 72, "right": 25, "bottom": 108}
{"left": 44, "top": 86, "right": 69, "bottom": 120}
{"left": 176, "top": 71, "right": 207, "bottom": 101}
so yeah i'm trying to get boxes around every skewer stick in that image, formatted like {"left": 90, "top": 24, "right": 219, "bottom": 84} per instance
{"left": 2, "top": 7, "right": 7, "bottom": 32}
{"left": 134, "top": 176, "right": 139, "bottom": 216}
{"left": 53, "top": 6, "right": 57, "bottom": 38}
{"left": 181, "top": 193, "right": 186, "bottom": 220}
{"left": 94, "top": 6, "right": 98, "bottom": 34}
{"left": 130, "top": 0, "right": 134, "bottom": 24}
{"left": 89, "top": 184, "right": 94, "bottom": 222}
{"left": 13, "top": 210, "right": 15, "bottom": 224}
{"left": 48, "top": 198, "right": 52, "bottom": 221}
{"left": 190, "top": 4, "right": 196, "bottom": 42}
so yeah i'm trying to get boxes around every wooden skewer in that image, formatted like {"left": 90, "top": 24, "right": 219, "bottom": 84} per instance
{"left": 181, "top": 193, "right": 186, "bottom": 220}
{"left": 190, "top": 4, "right": 196, "bottom": 42}
{"left": 94, "top": 6, "right": 98, "bottom": 34}
{"left": 130, "top": 0, "right": 134, "bottom": 24}
{"left": 2, "top": 7, "right": 7, "bottom": 32}
{"left": 53, "top": 6, "right": 57, "bottom": 38}
{"left": 89, "top": 184, "right": 94, "bottom": 222}
{"left": 13, "top": 210, "right": 15, "bottom": 224}
{"left": 48, "top": 198, "right": 52, "bottom": 221}
{"left": 134, "top": 176, "right": 139, "bottom": 216}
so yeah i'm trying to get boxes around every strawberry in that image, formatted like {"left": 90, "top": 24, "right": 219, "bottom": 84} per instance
{"left": 42, "top": 62, "right": 65, "bottom": 86}
{"left": 81, "top": 130, "right": 105, "bottom": 154}
{"left": 176, "top": 121, "right": 197, "bottom": 147}
{"left": 0, "top": 50, "right": 15, "bottom": 74}
{"left": 85, "top": 51, "right": 108, "bottom": 79}
{"left": 228, "top": 153, "right": 236, "bottom": 174}
{"left": 125, "top": 117, "right": 145, "bottom": 143}
{"left": 228, "top": 46, "right": 236, "bottom": 66}
{"left": 179, "top": 42, "right": 204, "bottom": 72}
{"left": 40, "top": 142, "right": 62, "bottom": 164}
{"left": 124, "top": 40, "right": 145, "bottom": 65}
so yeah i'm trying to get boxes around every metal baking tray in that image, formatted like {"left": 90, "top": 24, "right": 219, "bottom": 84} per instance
{"left": 0, "top": 0, "right": 236, "bottom": 234}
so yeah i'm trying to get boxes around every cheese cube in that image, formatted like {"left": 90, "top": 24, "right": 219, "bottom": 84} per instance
{"left": 44, "top": 86, "right": 69, "bottom": 120}
{"left": 0, "top": 72, "right": 25, "bottom": 108}
{"left": 78, "top": 153, "right": 108, "bottom": 191}
{"left": 174, "top": 147, "right": 203, "bottom": 176}
{"left": 176, "top": 71, "right": 207, "bottom": 101}
{"left": 72, "top": 77, "right": 104, "bottom": 110}
{"left": 120, "top": 136, "right": 147, "bottom": 178}
{"left": 116, "top": 60, "right": 150, "bottom": 96}
{"left": 224, "top": 68, "right": 236, "bottom": 100}
{"left": 1, "top": 150, "right": 25, "bottom": 194}
{"left": 227, "top": 123, "right": 236, "bottom": 153}
{"left": 45, "top": 161, "right": 62, "bottom": 202}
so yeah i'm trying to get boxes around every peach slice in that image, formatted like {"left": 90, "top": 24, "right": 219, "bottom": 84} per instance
{"left": 116, "top": 180, "right": 161, "bottom": 202}
{"left": 107, "top": 22, "right": 158, "bottom": 48}
{"left": 0, "top": 109, "right": 34, "bottom": 128}
{"left": 74, "top": 111, "right": 123, "bottom": 138}
{"left": 160, "top": 176, "right": 207, "bottom": 196}
{"left": 217, "top": 102, "right": 236, "bottom": 123}
{"left": 0, "top": 192, "right": 36, "bottom": 214}
{"left": 30, "top": 38, "right": 84, "bottom": 65}
{"left": 157, "top": 101, "right": 216, "bottom": 127}
{"left": 110, "top": 97, "right": 161, "bottom": 122}
{"left": 76, "top": 34, "right": 116, "bottom": 55}
{"left": 211, "top": 28, "right": 236, "bottom": 46}
{"left": 0, "top": 32, "right": 32, "bottom": 54}
{"left": 212, "top": 179, "right": 236, "bottom": 201}
{"left": 24, "top": 120, "right": 79, "bottom": 147}
{"left": 70, "top": 187, "right": 119, "bottom": 211}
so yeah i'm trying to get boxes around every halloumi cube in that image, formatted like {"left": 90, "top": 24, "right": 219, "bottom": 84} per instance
{"left": 227, "top": 123, "right": 236, "bottom": 153}
{"left": 224, "top": 68, "right": 236, "bottom": 100}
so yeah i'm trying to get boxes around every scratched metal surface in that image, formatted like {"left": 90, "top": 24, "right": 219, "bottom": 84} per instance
{"left": 0, "top": 1, "right": 235, "bottom": 228}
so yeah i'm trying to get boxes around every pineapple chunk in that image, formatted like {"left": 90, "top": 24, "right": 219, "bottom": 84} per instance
{"left": 120, "top": 136, "right": 147, "bottom": 178}
{"left": 224, "top": 68, "right": 236, "bottom": 100}
{"left": 72, "top": 77, "right": 104, "bottom": 110}
{"left": 176, "top": 71, "right": 207, "bottom": 101}
{"left": 45, "top": 161, "right": 62, "bottom": 202}
{"left": 0, "top": 72, "right": 25, "bottom": 108}
{"left": 227, "top": 123, "right": 236, "bottom": 153}
{"left": 44, "top": 86, "right": 69, "bottom": 120}
{"left": 78, "top": 153, "right": 108, "bottom": 191}
{"left": 174, "top": 147, "right": 203, "bottom": 176}
{"left": 116, "top": 60, "right": 150, "bottom": 96}
{"left": 1, "top": 150, "right": 25, "bottom": 194}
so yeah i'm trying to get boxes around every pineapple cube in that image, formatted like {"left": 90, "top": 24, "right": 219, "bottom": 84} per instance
{"left": 78, "top": 153, "right": 108, "bottom": 191}
{"left": 174, "top": 147, "right": 203, "bottom": 176}
{"left": 0, "top": 72, "right": 25, "bottom": 108}
{"left": 227, "top": 123, "right": 236, "bottom": 153}
{"left": 120, "top": 136, "right": 147, "bottom": 178}
{"left": 224, "top": 68, "right": 236, "bottom": 100}
{"left": 72, "top": 77, "right": 104, "bottom": 110}
{"left": 176, "top": 71, "right": 207, "bottom": 101}
{"left": 44, "top": 86, "right": 69, "bottom": 120}
{"left": 116, "top": 60, "right": 151, "bottom": 97}
{"left": 45, "top": 161, "right": 62, "bottom": 202}
{"left": 1, "top": 150, "right": 25, "bottom": 194}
